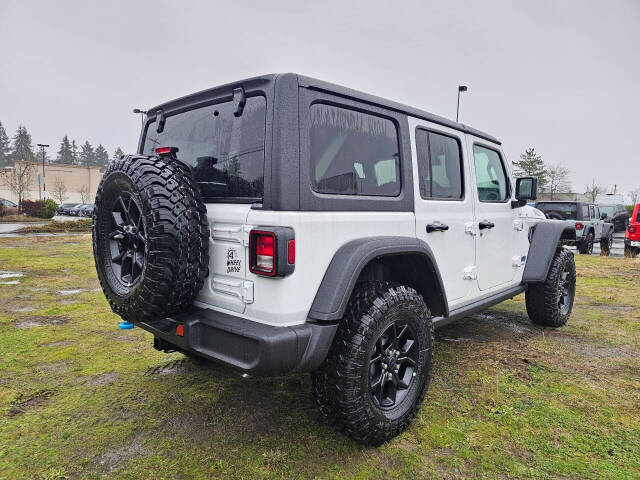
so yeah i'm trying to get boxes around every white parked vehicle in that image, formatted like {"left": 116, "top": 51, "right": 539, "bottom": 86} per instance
{"left": 92, "top": 74, "right": 577, "bottom": 444}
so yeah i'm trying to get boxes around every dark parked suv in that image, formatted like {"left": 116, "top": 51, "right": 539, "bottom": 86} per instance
{"left": 598, "top": 204, "right": 629, "bottom": 232}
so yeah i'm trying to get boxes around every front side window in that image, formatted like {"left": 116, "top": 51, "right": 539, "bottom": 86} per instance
{"left": 415, "top": 129, "right": 463, "bottom": 200}
{"left": 143, "top": 96, "right": 266, "bottom": 201}
{"left": 590, "top": 206, "right": 596, "bottom": 219}
{"left": 473, "top": 145, "right": 509, "bottom": 202}
{"left": 309, "top": 104, "right": 400, "bottom": 196}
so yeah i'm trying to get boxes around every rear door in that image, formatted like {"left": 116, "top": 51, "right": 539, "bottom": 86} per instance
{"left": 469, "top": 140, "right": 518, "bottom": 291}
{"left": 410, "top": 119, "right": 476, "bottom": 305}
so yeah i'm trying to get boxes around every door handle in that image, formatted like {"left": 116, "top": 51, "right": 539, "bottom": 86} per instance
{"left": 479, "top": 220, "right": 495, "bottom": 230}
{"left": 426, "top": 223, "right": 449, "bottom": 233}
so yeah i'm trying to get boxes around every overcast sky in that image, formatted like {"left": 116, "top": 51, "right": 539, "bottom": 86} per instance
{"left": 1, "top": 0, "right": 638, "bottom": 199}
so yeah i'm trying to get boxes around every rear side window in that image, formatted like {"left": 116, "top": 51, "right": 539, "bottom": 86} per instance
{"left": 309, "top": 104, "right": 400, "bottom": 196}
{"left": 415, "top": 129, "right": 463, "bottom": 200}
{"left": 473, "top": 145, "right": 509, "bottom": 202}
{"left": 536, "top": 203, "right": 578, "bottom": 220}
{"left": 143, "top": 96, "right": 266, "bottom": 201}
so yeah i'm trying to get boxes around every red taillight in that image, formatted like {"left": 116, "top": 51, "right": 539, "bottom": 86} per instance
{"left": 176, "top": 324, "right": 184, "bottom": 337}
{"left": 287, "top": 239, "right": 295, "bottom": 264}
{"left": 629, "top": 225, "right": 637, "bottom": 234}
{"left": 575, "top": 222, "right": 584, "bottom": 230}
{"left": 156, "top": 146, "right": 179, "bottom": 156}
{"left": 250, "top": 231, "right": 276, "bottom": 276}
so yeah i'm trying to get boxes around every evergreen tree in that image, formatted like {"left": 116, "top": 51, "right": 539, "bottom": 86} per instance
{"left": 11, "top": 125, "right": 36, "bottom": 164}
{"left": 0, "top": 121, "right": 11, "bottom": 167}
{"left": 112, "top": 147, "right": 124, "bottom": 162}
{"left": 94, "top": 144, "right": 109, "bottom": 167}
{"left": 512, "top": 147, "right": 548, "bottom": 192}
{"left": 56, "top": 135, "right": 74, "bottom": 164}
{"left": 71, "top": 140, "right": 79, "bottom": 165}
{"left": 79, "top": 141, "right": 94, "bottom": 166}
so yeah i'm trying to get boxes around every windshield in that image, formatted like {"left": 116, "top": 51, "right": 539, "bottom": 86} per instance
{"left": 143, "top": 96, "right": 267, "bottom": 201}
{"left": 535, "top": 202, "right": 578, "bottom": 220}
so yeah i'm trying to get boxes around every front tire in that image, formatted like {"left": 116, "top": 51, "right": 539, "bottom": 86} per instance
{"left": 312, "top": 282, "right": 433, "bottom": 445}
{"left": 579, "top": 232, "right": 594, "bottom": 254}
{"left": 601, "top": 231, "right": 614, "bottom": 256}
{"left": 526, "top": 248, "right": 576, "bottom": 327}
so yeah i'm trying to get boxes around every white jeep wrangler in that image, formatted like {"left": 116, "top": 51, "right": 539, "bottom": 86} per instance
{"left": 93, "top": 74, "right": 577, "bottom": 445}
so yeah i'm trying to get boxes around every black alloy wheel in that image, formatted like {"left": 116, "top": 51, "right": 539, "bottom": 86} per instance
{"left": 369, "top": 321, "right": 419, "bottom": 409}
{"left": 109, "top": 194, "right": 146, "bottom": 287}
{"left": 557, "top": 263, "right": 573, "bottom": 316}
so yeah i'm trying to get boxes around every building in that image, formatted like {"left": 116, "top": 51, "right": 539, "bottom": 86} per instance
{"left": 536, "top": 192, "right": 589, "bottom": 202}
{"left": 0, "top": 160, "right": 104, "bottom": 205}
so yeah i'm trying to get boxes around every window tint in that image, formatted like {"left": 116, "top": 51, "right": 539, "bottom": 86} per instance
{"left": 473, "top": 145, "right": 509, "bottom": 202}
{"left": 143, "top": 96, "right": 266, "bottom": 200}
{"left": 582, "top": 205, "right": 589, "bottom": 219}
{"left": 535, "top": 202, "right": 578, "bottom": 220}
{"left": 309, "top": 104, "right": 400, "bottom": 196}
{"left": 590, "top": 206, "right": 595, "bottom": 219}
{"left": 415, "top": 130, "right": 463, "bottom": 199}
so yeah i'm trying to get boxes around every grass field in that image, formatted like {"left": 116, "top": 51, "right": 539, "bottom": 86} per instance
{"left": 1, "top": 236, "right": 639, "bottom": 480}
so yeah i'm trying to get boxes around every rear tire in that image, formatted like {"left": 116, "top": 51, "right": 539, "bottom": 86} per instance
{"left": 526, "top": 248, "right": 576, "bottom": 327}
{"left": 312, "top": 281, "right": 433, "bottom": 445}
{"left": 93, "top": 155, "right": 209, "bottom": 322}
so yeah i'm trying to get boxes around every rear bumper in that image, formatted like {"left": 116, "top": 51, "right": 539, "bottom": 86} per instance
{"left": 137, "top": 308, "right": 338, "bottom": 375}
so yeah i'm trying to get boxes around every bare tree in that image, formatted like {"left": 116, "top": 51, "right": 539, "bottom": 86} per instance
{"left": 584, "top": 180, "right": 602, "bottom": 203}
{"left": 628, "top": 187, "right": 640, "bottom": 206}
{"left": 52, "top": 177, "right": 68, "bottom": 204}
{"left": 79, "top": 184, "right": 89, "bottom": 203}
{"left": 546, "top": 164, "right": 571, "bottom": 200}
{"left": 0, "top": 162, "right": 36, "bottom": 212}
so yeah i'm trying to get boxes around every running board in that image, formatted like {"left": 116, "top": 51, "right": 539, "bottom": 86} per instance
{"left": 432, "top": 285, "right": 525, "bottom": 329}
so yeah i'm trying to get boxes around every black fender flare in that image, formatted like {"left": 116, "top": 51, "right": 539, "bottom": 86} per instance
{"left": 601, "top": 222, "right": 614, "bottom": 240}
{"left": 522, "top": 220, "right": 576, "bottom": 283}
{"left": 308, "top": 236, "right": 448, "bottom": 321}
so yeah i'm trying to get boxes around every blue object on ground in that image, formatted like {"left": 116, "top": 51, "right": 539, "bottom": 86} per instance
{"left": 119, "top": 321, "right": 134, "bottom": 329}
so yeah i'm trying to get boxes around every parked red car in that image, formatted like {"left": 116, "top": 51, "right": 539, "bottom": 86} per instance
{"left": 625, "top": 203, "right": 640, "bottom": 257}
{"left": 1, "top": 198, "right": 19, "bottom": 216}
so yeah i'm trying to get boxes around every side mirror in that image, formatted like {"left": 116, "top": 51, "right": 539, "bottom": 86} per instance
{"left": 601, "top": 213, "right": 608, "bottom": 220}
{"left": 512, "top": 177, "right": 538, "bottom": 208}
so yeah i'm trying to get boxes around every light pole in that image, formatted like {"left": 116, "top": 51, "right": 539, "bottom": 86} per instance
{"left": 133, "top": 108, "right": 147, "bottom": 128}
{"left": 37, "top": 143, "right": 49, "bottom": 200}
{"left": 456, "top": 85, "right": 468, "bottom": 123}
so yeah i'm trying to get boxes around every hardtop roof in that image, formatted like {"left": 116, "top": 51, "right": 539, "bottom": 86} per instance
{"left": 147, "top": 73, "right": 501, "bottom": 145}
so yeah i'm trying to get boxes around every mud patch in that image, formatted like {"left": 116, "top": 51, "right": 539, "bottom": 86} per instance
{"left": 97, "top": 435, "right": 147, "bottom": 472}
{"left": 11, "top": 306, "right": 35, "bottom": 312}
{"left": 88, "top": 372, "right": 119, "bottom": 386}
{"left": 40, "top": 340, "right": 72, "bottom": 348}
{"left": 37, "top": 362, "right": 68, "bottom": 374}
{"left": 146, "top": 358, "right": 189, "bottom": 376}
{"left": 8, "top": 390, "right": 54, "bottom": 417}
{"left": 15, "top": 316, "right": 69, "bottom": 329}
{"left": 587, "top": 303, "right": 635, "bottom": 312}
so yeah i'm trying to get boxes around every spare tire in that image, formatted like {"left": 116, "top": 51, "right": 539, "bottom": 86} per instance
{"left": 92, "top": 154, "right": 209, "bottom": 322}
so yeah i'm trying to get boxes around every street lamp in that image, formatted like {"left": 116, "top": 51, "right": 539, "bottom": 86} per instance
{"left": 456, "top": 85, "right": 468, "bottom": 123}
{"left": 133, "top": 108, "right": 147, "bottom": 128}
{"left": 36, "top": 143, "right": 49, "bottom": 200}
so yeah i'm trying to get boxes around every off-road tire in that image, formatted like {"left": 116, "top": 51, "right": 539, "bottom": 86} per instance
{"left": 600, "top": 231, "right": 614, "bottom": 256}
{"left": 93, "top": 154, "right": 209, "bottom": 322}
{"left": 312, "top": 281, "right": 433, "bottom": 445}
{"left": 578, "top": 232, "right": 594, "bottom": 255}
{"left": 525, "top": 248, "right": 576, "bottom": 327}
{"left": 625, "top": 245, "right": 639, "bottom": 258}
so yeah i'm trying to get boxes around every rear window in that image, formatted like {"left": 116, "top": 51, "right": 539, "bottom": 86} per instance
{"left": 143, "top": 96, "right": 266, "bottom": 201}
{"left": 535, "top": 202, "right": 578, "bottom": 220}
{"left": 309, "top": 104, "right": 400, "bottom": 196}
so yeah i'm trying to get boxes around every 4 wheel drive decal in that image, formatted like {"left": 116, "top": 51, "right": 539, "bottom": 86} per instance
{"left": 226, "top": 247, "right": 241, "bottom": 274}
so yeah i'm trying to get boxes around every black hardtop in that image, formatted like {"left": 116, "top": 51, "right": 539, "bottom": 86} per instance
{"left": 145, "top": 73, "right": 501, "bottom": 145}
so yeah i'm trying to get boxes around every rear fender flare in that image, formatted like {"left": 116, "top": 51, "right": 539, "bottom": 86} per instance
{"left": 308, "top": 237, "right": 448, "bottom": 321}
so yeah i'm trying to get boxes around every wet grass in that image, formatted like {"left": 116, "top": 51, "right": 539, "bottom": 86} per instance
{"left": 0, "top": 237, "right": 639, "bottom": 479}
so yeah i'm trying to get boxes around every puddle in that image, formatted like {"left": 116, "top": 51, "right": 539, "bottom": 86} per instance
{"left": 441, "top": 337, "right": 473, "bottom": 343}
{"left": 0, "top": 280, "right": 20, "bottom": 285}
{"left": 57, "top": 288, "right": 99, "bottom": 296}
{"left": 15, "top": 316, "right": 69, "bottom": 329}
{"left": 0, "top": 271, "right": 24, "bottom": 279}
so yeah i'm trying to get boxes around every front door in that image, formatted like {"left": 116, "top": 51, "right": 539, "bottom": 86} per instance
{"left": 470, "top": 141, "right": 517, "bottom": 291}
{"left": 410, "top": 120, "right": 476, "bottom": 304}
